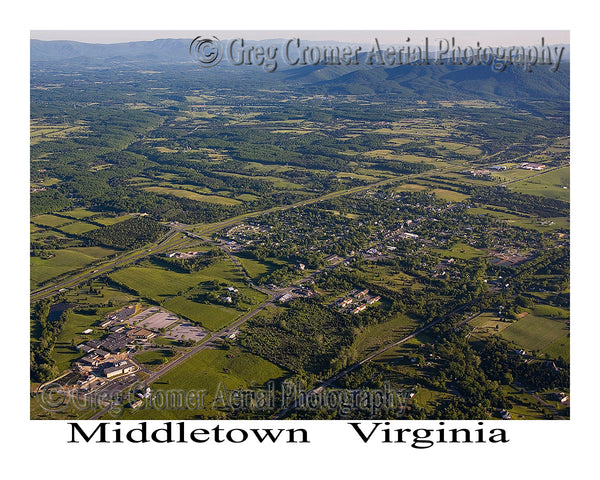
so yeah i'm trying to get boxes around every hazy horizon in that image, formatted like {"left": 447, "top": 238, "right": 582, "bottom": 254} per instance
{"left": 30, "top": 30, "right": 570, "bottom": 46}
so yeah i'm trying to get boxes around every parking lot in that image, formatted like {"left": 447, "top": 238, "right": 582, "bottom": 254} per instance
{"left": 125, "top": 306, "right": 160, "bottom": 325}
{"left": 165, "top": 322, "right": 206, "bottom": 342}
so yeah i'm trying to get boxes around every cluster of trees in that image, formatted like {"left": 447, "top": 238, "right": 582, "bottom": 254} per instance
{"left": 471, "top": 186, "right": 569, "bottom": 218}
{"left": 84, "top": 216, "right": 168, "bottom": 249}
{"left": 30, "top": 302, "right": 71, "bottom": 383}
{"left": 30, "top": 190, "right": 72, "bottom": 216}
{"left": 153, "top": 248, "right": 224, "bottom": 273}
{"left": 239, "top": 299, "right": 355, "bottom": 375}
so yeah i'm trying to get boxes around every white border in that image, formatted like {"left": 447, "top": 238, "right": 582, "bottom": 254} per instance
{"left": 3, "top": 0, "right": 598, "bottom": 477}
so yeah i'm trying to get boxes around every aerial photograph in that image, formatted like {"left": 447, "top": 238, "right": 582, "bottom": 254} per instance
{"left": 30, "top": 31, "right": 570, "bottom": 421}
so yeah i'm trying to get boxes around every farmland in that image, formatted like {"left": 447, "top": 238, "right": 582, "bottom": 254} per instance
{"left": 499, "top": 311, "right": 569, "bottom": 352}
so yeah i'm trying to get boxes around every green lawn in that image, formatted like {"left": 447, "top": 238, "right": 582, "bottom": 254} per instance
{"left": 52, "top": 311, "right": 102, "bottom": 371}
{"left": 135, "top": 349, "right": 175, "bottom": 367}
{"left": 433, "top": 242, "right": 485, "bottom": 260}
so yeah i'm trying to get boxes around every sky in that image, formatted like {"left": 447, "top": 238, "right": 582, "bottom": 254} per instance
{"left": 30, "top": 30, "right": 570, "bottom": 46}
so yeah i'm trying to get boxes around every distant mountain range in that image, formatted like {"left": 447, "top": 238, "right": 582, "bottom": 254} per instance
{"left": 30, "top": 39, "right": 570, "bottom": 101}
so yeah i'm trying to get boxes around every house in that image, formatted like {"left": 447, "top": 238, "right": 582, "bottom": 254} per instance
{"left": 355, "top": 289, "right": 369, "bottom": 299}
{"left": 352, "top": 304, "right": 367, "bottom": 314}
{"left": 553, "top": 392, "right": 569, "bottom": 403}
{"left": 489, "top": 165, "right": 507, "bottom": 171}
{"left": 99, "top": 319, "right": 113, "bottom": 328}
{"left": 340, "top": 298, "right": 353, "bottom": 308}
{"left": 278, "top": 293, "right": 293, "bottom": 303}
{"left": 82, "top": 328, "right": 93, "bottom": 334}
{"left": 366, "top": 295, "right": 381, "bottom": 305}
{"left": 521, "top": 162, "right": 546, "bottom": 171}
{"left": 226, "top": 286, "right": 239, "bottom": 293}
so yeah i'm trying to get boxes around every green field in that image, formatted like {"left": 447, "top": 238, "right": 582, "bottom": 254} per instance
{"left": 110, "top": 259, "right": 248, "bottom": 302}
{"left": 115, "top": 347, "right": 287, "bottom": 420}
{"left": 469, "top": 312, "right": 514, "bottom": 339}
{"left": 60, "top": 208, "right": 98, "bottom": 219}
{"left": 95, "top": 214, "right": 133, "bottom": 226}
{"left": 235, "top": 255, "right": 289, "bottom": 282}
{"left": 142, "top": 186, "right": 242, "bottom": 205}
{"left": 163, "top": 296, "right": 241, "bottom": 331}
{"left": 52, "top": 311, "right": 101, "bottom": 371}
{"left": 57, "top": 221, "right": 99, "bottom": 235}
{"left": 433, "top": 242, "right": 485, "bottom": 260}
{"left": 30, "top": 247, "right": 118, "bottom": 287}
{"left": 135, "top": 349, "right": 175, "bottom": 367}
{"left": 216, "top": 171, "right": 305, "bottom": 190}
{"left": 31, "top": 214, "right": 70, "bottom": 228}
{"left": 499, "top": 311, "right": 569, "bottom": 352}
{"left": 352, "top": 313, "right": 420, "bottom": 359}
{"left": 541, "top": 334, "right": 570, "bottom": 362}
{"left": 431, "top": 188, "right": 470, "bottom": 202}
{"left": 63, "top": 282, "right": 138, "bottom": 306}
{"left": 508, "top": 167, "right": 570, "bottom": 201}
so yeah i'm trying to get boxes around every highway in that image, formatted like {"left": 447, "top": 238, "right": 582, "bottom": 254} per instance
{"left": 30, "top": 231, "right": 190, "bottom": 303}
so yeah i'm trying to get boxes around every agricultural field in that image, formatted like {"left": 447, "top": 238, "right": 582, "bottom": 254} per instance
{"left": 142, "top": 186, "right": 242, "bottom": 205}
{"left": 508, "top": 167, "right": 570, "bottom": 202}
{"left": 31, "top": 214, "right": 70, "bottom": 228}
{"left": 499, "top": 310, "right": 570, "bottom": 352}
{"left": 30, "top": 246, "right": 118, "bottom": 287}
{"left": 469, "top": 312, "right": 514, "bottom": 340}
{"left": 162, "top": 296, "right": 241, "bottom": 331}
{"left": 57, "top": 221, "right": 99, "bottom": 235}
